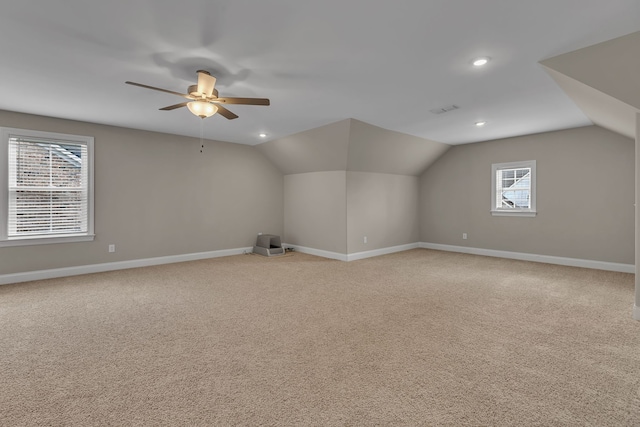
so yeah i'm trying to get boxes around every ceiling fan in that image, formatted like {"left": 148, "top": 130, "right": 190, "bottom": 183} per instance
{"left": 125, "top": 70, "right": 270, "bottom": 119}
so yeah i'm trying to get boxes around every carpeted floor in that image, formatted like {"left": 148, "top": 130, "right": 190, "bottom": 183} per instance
{"left": 1, "top": 249, "right": 639, "bottom": 426}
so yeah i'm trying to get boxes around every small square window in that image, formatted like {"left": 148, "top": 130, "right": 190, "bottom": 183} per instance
{"left": 491, "top": 160, "right": 536, "bottom": 217}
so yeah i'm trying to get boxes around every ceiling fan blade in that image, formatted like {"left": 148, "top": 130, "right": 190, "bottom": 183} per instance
{"left": 159, "top": 102, "right": 189, "bottom": 111}
{"left": 215, "top": 105, "right": 239, "bottom": 120}
{"left": 125, "top": 81, "right": 193, "bottom": 100}
{"left": 215, "top": 97, "right": 270, "bottom": 106}
{"left": 197, "top": 70, "right": 216, "bottom": 97}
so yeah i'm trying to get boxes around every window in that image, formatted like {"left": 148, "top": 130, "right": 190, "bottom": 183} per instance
{"left": 0, "top": 127, "right": 94, "bottom": 246}
{"left": 491, "top": 160, "right": 536, "bottom": 217}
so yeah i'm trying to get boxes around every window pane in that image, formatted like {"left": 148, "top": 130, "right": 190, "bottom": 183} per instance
{"left": 8, "top": 138, "right": 88, "bottom": 237}
{"left": 52, "top": 144, "right": 84, "bottom": 187}
{"left": 498, "top": 167, "right": 531, "bottom": 209}
{"left": 503, "top": 170, "right": 515, "bottom": 179}
{"left": 13, "top": 142, "right": 51, "bottom": 187}
{"left": 503, "top": 190, "right": 530, "bottom": 208}
{"left": 492, "top": 161, "right": 535, "bottom": 214}
{"left": 9, "top": 190, "right": 87, "bottom": 235}
{"left": 502, "top": 178, "right": 514, "bottom": 187}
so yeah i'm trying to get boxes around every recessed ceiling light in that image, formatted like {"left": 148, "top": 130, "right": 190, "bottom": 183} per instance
{"left": 259, "top": 133, "right": 267, "bottom": 138}
{"left": 475, "top": 121, "right": 486, "bottom": 127}
{"left": 472, "top": 57, "right": 490, "bottom": 67}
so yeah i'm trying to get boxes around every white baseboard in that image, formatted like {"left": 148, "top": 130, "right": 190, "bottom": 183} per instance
{"left": 283, "top": 244, "right": 348, "bottom": 261}
{"left": 346, "top": 243, "right": 420, "bottom": 261}
{"left": 419, "top": 242, "right": 635, "bottom": 273}
{"left": 7, "top": 242, "right": 631, "bottom": 286}
{"left": 634, "top": 304, "right": 640, "bottom": 321}
{"left": 283, "top": 242, "right": 420, "bottom": 262}
{"left": 0, "top": 247, "right": 253, "bottom": 286}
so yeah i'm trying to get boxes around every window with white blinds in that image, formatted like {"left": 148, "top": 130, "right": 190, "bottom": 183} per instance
{"left": 490, "top": 160, "right": 536, "bottom": 217}
{"left": 1, "top": 127, "right": 94, "bottom": 246}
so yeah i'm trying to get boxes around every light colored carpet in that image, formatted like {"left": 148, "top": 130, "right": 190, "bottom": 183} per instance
{"left": 1, "top": 249, "right": 639, "bottom": 426}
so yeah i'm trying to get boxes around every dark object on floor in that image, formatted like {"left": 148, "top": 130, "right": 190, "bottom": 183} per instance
{"left": 253, "top": 234, "right": 285, "bottom": 257}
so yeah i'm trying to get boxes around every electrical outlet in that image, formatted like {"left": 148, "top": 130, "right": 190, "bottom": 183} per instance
{"left": 258, "top": 232, "right": 262, "bottom": 236}
{"left": 364, "top": 236, "right": 368, "bottom": 244}
{"left": 462, "top": 233, "right": 467, "bottom": 240}
{"left": 108, "top": 244, "right": 115, "bottom": 253}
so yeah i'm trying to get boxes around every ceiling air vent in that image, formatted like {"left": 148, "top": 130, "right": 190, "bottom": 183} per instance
{"left": 429, "top": 105, "right": 459, "bottom": 115}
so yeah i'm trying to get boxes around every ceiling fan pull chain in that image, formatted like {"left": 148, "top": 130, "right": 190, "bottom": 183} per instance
{"left": 200, "top": 119, "right": 204, "bottom": 153}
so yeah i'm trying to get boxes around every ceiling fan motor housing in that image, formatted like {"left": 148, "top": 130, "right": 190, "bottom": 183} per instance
{"left": 188, "top": 84, "right": 218, "bottom": 99}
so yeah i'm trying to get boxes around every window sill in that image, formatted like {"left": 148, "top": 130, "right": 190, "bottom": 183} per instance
{"left": 490, "top": 210, "right": 537, "bottom": 217}
{"left": 0, "top": 234, "right": 95, "bottom": 247}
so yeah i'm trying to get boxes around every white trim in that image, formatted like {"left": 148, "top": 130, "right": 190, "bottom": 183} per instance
{"left": 0, "top": 246, "right": 253, "bottom": 285}
{"left": 419, "top": 242, "right": 635, "bottom": 273}
{"left": 282, "top": 243, "right": 420, "bottom": 262}
{"left": 283, "top": 244, "right": 348, "bottom": 261}
{"left": 0, "top": 234, "right": 95, "bottom": 247}
{"left": 346, "top": 243, "right": 419, "bottom": 261}
{"left": 0, "top": 130, "right": 6, "bottom": 239}
{"left": 5, "top": 242, "right": 631, "bottom": 286}
{"left": 634, "top": 305, "right": 640, "bottom": 321}
{"left": 490, "top": 210, "right": 537, "bottom": 217}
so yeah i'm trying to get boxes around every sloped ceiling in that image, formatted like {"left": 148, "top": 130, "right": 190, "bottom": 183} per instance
{"left": 255, "top": 119, "right": 350, "bottom": 174}
{"left": 542, "top": 68, "right": 636, "bottom": 139}
{"left": 347, "top": 120, "right": 450, "bottom": 176}
{"left": 256, "top": 119, "right": 449, "bottom": 176}
{"left": 541, "top": 31, "right": 640, "bottom": 138}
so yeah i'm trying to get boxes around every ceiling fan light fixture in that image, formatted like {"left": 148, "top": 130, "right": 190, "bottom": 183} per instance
{"left": 187, "top": 101, "right": 218, "bottom": 118}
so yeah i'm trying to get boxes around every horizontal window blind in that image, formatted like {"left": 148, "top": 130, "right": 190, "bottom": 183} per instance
{"left": 8, "top": 137, "right": 88, "bottom": 237}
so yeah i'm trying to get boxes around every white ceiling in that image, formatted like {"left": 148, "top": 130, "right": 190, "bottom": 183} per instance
{"left": 0, "top": 1, "right": 638, "bottom": 146}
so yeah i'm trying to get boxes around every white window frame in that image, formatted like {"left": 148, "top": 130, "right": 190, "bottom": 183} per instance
{"left": 491, "top": 160, "right": 536, "bottom": 217}
{"left": 0, "top": 127, "right": 95, "bottom": 247}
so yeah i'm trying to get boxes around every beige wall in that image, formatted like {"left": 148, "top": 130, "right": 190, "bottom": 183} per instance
{"left": 0, "top": 110, "right": 284, "bottom": 275}
{"left": 6, "top": 110, "right": 628, "bottom": 276}
{"left": 420, "top": 125, "right": 634, "bottom": 264}
{"left": 347, "top": 172, "right": 419, "bottom": 253}
{"left": 275, "top": 119, "right": 445, "bottom": 256}
{"left": 636, "top": 113, "right": 639, "bottom": 310}
{"left": 284, "top": 171, "right": 419, "bottom": 255}
{"left": 284, "top": 171, "right": 347, "bottom": 253}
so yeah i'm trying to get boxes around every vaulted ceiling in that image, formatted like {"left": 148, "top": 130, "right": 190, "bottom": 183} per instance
{"left": 0, "top": 1, "right": 638, "bottom": 146}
